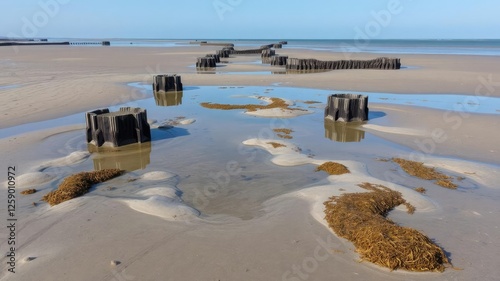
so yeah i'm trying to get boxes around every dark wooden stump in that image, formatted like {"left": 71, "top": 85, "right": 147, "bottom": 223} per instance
{"left": 86, "top": 107, "right": 151, "bottom": 148}
{"left": 217, "top": 49, "right": 231, "bottom": 58}
{"left": 153, "top": 74, "right": 183, "bottom": 92}
{"left": 102, "top": 41, "right": 110, "bottom": 46}
{"left": 324, "top": 94, "right": 369, "bottom": 122}
{"left": 206, "top": 54, "right": 221, "bottom": 63}
{"left": 273, "top": 43, "right": 283, "bottom": 49}
{"left": 279, "top": 41, "right": 288, "bottom": 45}
{"left": 196, "top": 57, "right": 216, "bottom": 68}
{"left": 271, "top": 56, "right": 288, "bottom": 66}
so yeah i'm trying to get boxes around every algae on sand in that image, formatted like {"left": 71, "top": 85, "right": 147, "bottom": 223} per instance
{"left": 42, "top": 169, "right": 124, "bottom": 206}
{"left": 324, "top": 183, "right": 449, "bottom": 272}
{"left": 393, "top": 158, "right": 457, "bottom": 189}
{"left": 315, "top": 161, "right": 350, "bottom": 175}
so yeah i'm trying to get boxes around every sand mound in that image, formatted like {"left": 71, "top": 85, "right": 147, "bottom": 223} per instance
{"left": 324, "top": 182, "right": 448, "bottom": 272}
{"left": 178, "top": 118, "right": 196, "bottom": 125}
{"left": 124, "top": 187, "right": 199, "bottom": 221}
{"left": 12, "top": 172, "right": 56, "bottom": 188}
{"left": 38, "top": 151, "right": 90, "bottom": 170}
{"left": 42, "top": 169, "right": 124, "bottom": 206}
{"left": 141, "top": 171, "right": 176, "bottom": 181}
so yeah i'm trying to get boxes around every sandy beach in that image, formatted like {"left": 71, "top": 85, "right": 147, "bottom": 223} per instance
{"left": 1, "top": 44, "right": 500, "bottom": 281}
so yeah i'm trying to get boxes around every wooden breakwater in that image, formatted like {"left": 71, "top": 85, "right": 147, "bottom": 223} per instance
{"left": 206, "top": 54, "right": 221, "bottom": 63}
{"left": 0, "top": 41, "right": 110, "bottom": 47}
{"left": 86, "top": 107, "right": 151, "bottom": 148}
{"left": 261, "top": 49, "right": 276, "bottom": 57}
{"left": 325, "top": 94, "right": 369, "bottom": 122}
{"left": 153, "top": 74, "right": 183, "bottom": 92}
{"left": 196, "top": 57, "right": 217, "bottom": 68}
{"left": 287, "top": 57, "right": 401, "bottom": 70}
{"left": 270, "top": 55, "right": 288, "bottom": 66}
{"left": 200, "top": 42, "right": 234, "bottom": 47}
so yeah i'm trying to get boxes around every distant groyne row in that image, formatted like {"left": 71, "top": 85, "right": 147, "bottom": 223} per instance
{"left": 0, "top": 41, "right": 111, "bottom": 47}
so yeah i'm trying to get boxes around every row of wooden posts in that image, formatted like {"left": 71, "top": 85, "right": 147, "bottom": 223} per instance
{"left": 87, "top": 74, "right": 369, "bottom": 148}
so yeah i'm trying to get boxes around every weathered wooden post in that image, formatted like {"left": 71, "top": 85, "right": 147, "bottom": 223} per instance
{"left": 271, "top": 55, "right": 288, "bottom": 66}
{"left": 102, "top": 41, "right": 110, "bottom": 46}
{"left": 324, "top": 94, "right": 369, "bottom": 122}
{"left": 86, "top": 107, "right": 151, "bottom": 148}
{"left": 273, "top": 43, "right": 283, "bottom": 49}
{"left": 196, "top": 57, "right": 216, "bottom": 68}
{"left": 153, "top": 74, "right": 183, "bottom": 92}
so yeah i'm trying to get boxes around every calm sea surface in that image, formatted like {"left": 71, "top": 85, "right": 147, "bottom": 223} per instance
{"left": 47, "top": 38, "right": 500, "bottom": 56}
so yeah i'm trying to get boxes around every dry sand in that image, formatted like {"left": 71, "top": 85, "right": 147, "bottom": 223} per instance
{"left": 1, "top": 45, "right": 500, "bottom": 280}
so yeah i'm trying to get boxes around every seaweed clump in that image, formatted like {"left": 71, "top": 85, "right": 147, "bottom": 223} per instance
{"left": 316, "top": 162, "right": 350, "bottom": 175}
{"left": 21, "top": 189, "right": 37, "bottom": 195}
{"left": 324, "top": 183, "right": 448, "bottom": 272}
{"left": 393, "top": 158, "right": 457, "bottom": 189}
{"left": 200, "top": 97, "right": 295, "bottom": 112}
{"left": 42, "top": 169, "right": 124, "bottom": 206}
{"left": 267, "top": 142, "right": 286, "bottom": 149}
{"left": 273, "top": 128, "right": 294, "bottom": 139}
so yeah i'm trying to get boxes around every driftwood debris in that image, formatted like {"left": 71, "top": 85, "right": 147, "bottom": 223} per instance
{"left": 86, "top": 107, "right": 151, "bottom": 148}
{"left": 287, "top": 57, "right": 401, "bottom": 70}
{"left": 152, "top": 74, "right": 183, "bottom": 92}
{"left": 325, "top": 94, "right": 369, "bottom": 122}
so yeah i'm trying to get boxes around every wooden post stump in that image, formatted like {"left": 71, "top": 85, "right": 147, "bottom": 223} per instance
{"left": 217, "top": 49, "right": 231, "bottom": 58}
{"left": 271, "top": 56, "right": 288, "bottom": 66}
{"left": 102, "top": 41, "right": 110, "bottom": 46}
{"left": 324, "top": 94, "right": 369, "bottom": 122}
{"left": 286, "top": 57, "right": 401, "bottom": 70}
{"left": 196, "top": 57, "right": 216, "bottom": 68}
{"left": 153, "top": 74, "right": 183, "bottom": 92}
{"left": 273, "top": 43, "right": 283, "bottom": 49}
{"left": 86, "top": 107, "right": 151, "bottom": 148}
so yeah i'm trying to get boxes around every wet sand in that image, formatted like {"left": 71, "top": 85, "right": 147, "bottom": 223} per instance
{"left": 1, "top": 45, "right": 500, "bottom": 281}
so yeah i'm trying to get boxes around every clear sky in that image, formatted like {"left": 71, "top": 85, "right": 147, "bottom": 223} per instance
{"left": 1, "top": 0, "right": 499, "bottom": 39}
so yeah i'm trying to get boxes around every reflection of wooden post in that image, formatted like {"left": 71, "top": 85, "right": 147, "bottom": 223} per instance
{"left": 153, "top": 74, "right": 183, "bottom": 92}
{"left": 325, "top": 94, "right": 369, "bottom": 122}
{"left": 154, "top": 91, "right": 183, "bottom": 106}
{"left": 86, "top": 107, "right": 151, "bottom": 148}
{"left": 90, "top": 142, "right": 152, "bottom": 172}
{"left": 324, "top": 119, "right": 365, "bottom": 142}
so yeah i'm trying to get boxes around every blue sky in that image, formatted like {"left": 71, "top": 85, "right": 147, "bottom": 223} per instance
{"left": 1, "top": 0, "right": 499, "bottom": 39}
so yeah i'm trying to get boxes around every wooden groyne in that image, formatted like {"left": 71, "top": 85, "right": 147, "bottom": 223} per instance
{"left": 0, "top": 41, "right": 70, "bottom": 46}
{"left": 200, "top": 42, "right": 234, "bottom": 47}
{"left": 270, "top": 55, "right": 288, "bottom": 66}
{"left": 86, "top": 107, "right": 151, "bottom": 148}
{"left": 261, "top": 49, "right": 276, "bottom": 57}
{"left": 206, "top": 54, "right": 221, "bottom": 63}
{"left": 287, "top": 57, "right": 401, "bottom": 70}
{"left": 196, "top": 57, "right": 217, "bottom": 68}
{"left": 153, "top": 74, "right": 183, "bottom": 92}
{"left": 0, "top": 41, "right": 110, "bottom": 47}
{"left": 325, "top": 94, "right": 369, "bottom": 122}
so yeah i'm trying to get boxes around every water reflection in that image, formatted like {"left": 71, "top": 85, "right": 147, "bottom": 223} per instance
{"left": 324, "top": 119, "right": 365, "bottom": 143}
{"left": 88, "top": 142, "right": 152, "bottom": 171}
{"left": 153, "top": 91, "right": 183, "bottom": 106}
